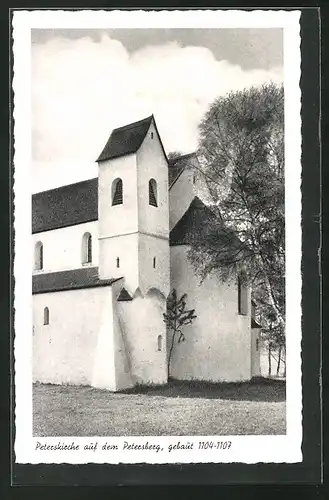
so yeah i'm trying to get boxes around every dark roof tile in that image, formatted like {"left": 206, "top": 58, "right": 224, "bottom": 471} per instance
{"left": 117, "top": 287, "right": 133, "bottom": 301}
{"left": 170, "top": 197, "right": 244, "bottom": 260}
{"left": 33, "top": 267, "right": 121, "bottom": 294}
{"left": 170, "top": 197, "right": 215, "bottom": 246}
{"left": 32, "top": 178, "right": 98, "bottom": 234}
{"left": 168, "top": 152, "right": 196, "bottom": 188}
{"left": 96, "top": 116, "right": 153, "bottom": 162}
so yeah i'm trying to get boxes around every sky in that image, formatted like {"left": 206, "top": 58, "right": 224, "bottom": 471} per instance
{"left": 31, "top": 28, "right": 283, "bottom": 192}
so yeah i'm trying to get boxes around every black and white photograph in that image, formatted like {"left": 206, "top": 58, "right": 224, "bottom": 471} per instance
{"left": 13, "top": 9, "right": 302, "bottom": 465}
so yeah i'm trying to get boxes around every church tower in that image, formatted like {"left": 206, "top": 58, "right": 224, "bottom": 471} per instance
{"left": 96, "top": 115, "right": 170, "bottom": 386}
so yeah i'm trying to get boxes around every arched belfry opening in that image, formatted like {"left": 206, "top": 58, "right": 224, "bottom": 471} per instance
{"left": 112, "top": 178, "right": 123, "bottom": 206}
{"left": 149, "top": 179, "right": 158, "bottom": 207}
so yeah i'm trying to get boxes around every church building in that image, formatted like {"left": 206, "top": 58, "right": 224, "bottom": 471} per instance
{"left": 32, "top": 115, "right": 261, "bottom": 391}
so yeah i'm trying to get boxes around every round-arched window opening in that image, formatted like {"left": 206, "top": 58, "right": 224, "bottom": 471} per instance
{"left": 34, "top": 241, "right": 43, "bottom": 270}
{"left": 149, "top": 179, "right": 158, "bottom": 207}
{"left": 157, "top": 335, "right": 162, "bottom": 351}
{"left": 44, "top": 307, "right": 49, "bottom": 325}
{"left": 81, "top": 232, "right": 92, "bottom": 264}
{"left": 112, "top": 178, "right": 123, "bottom": 206}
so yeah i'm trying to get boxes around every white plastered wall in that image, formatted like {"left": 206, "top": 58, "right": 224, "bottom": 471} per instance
{"left": 32, "top": 221, "right": 99, "bottom": 273}
{"left": 136, "top": 120, "right": 169, "bottom": 239}
{"left": 251, "top": 327, "right": 261, "bottom": 377}
{"left": 169, "top": 245, "right": 252, "bottom": 382}
{"left": 33, "top": 282, "right": 135, "bottom": 392}
{"left": 98, "top": 153, "right": 138, "bottom": 238}
{"left": 169, "top": 167, "right": 195, "bottom": 231}
{"left": 116, "top": 289, "right": 167, "bottom": 386}
{"left": 98, "top": 232, "right": 139, "bottom": 290}
{"left": 33, "top": 286, "right": 113, "bottom": 386}
{"left": 138, "top": 233, "right": 170, "bottom": 297}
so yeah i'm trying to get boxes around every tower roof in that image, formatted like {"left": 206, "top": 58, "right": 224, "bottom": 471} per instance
{"left": 97, "top": 115, "right": 153, "bottom": 162}
{"left": 96, "top": 115, "right": 167, "bottom": 163}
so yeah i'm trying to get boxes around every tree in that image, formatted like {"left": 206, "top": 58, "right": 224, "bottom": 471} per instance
{"left": 260, "top": 310, "right": 285, "bottom": 376}
{"left": 188, "top": 83, "right": 285, "bottom": 347}
{"left": 163, "top": 289, "right": 197, "bottom": 379}
{"left": 167, "top": 151, "right": 183, "bottom": 161}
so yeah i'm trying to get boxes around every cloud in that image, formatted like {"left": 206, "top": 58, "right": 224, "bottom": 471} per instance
{"left": 32, "top": 34, "right": 283, "bottom": 191}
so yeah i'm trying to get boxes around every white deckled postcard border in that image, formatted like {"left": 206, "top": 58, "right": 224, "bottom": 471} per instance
{"left": 12, "top": 9, "right": 302, "bottom": 465}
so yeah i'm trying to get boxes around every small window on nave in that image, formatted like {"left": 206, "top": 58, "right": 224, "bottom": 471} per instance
{"left": 157, "top": 335, "right": 162, "bottom": 351}
{"left": 82, "top": 232, "right": 92, "bottom": 264}
{"left": 43, "top": 307, "right": 49, "bottom": 325}
{"left": 34, "top": 241, "right": 43, "bottom": 271}
{"left": 238, "top": 274, "right": 248, "bottom": 315}
{"left": 112, "top": 178, "right": 123, "bottom": 206}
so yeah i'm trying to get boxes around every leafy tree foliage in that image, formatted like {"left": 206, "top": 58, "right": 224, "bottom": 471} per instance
{"left": 188, "top": 83, "right": 285, "bottom": 345}
{"left": 167, "top": 151, "right": 183, "bottom": 161}
{"left": 163, "top": 289, "right": 197, "bottom": 379}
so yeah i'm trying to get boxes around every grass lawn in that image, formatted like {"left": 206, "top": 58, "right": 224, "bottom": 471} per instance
{"left": 33, "top": 378, "right": 286, "bottom": 436}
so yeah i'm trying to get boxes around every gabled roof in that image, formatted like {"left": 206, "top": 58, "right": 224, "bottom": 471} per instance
{"left": 32, "top": 267, "right": 122, "bottom": 294}
{"left": 96, "top": 115, "right": 168, "bottom": 163}
{"left": 97, "top": 116, "right": 152, "bottom": 162}
{"left": 117, "top": 287, "right": 133, "bottom": 302}
{"left": 32, "top": 178, "right": 98, "bottom": 234}
{"left": 170, "top": 197, "right": 216, "bottom": 246}
{"left": 168, "top": 152, "right": 196, "bottom": 188}
{"left": 169, "top": 197, "right": 243, "bottom": 257}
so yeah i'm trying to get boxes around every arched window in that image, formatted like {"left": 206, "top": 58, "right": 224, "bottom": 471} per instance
{"left": 81, "top": 232, "right": 92, "bottom": 264}
{"left": 157, "top": 335, "right": 162, "bottom": 351}
{"left": 112, "top": 178, "right": 123, "bottom": 206}
{"left": 116, "top": 257, "right": 120, "bottom": 268}
{"left": 34, "top": 241, "right": 43, "bottom": 270}
{"left": 44, "top": 307, "right": 49, "bottom": 325}
{"left": 149, "top": 179, "right": 158, "bottom": 207}
{"left": 238, "top": 274, "right": 248, "bottom": 315}
{"left": 153, "top": 257, "right": 156, "bottom": 268}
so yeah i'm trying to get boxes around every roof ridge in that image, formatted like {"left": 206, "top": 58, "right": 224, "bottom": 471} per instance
{"left": 96, "top": 115, "right": 155, "bottom": 163}
{"left": 169, "top": 196, "right": 214, "bottom": 246}
{"left": 168, "top": 152, "right": 196, "bottom": 164}
{"left": 32, "top": 177, "right": 98, "bottom": 197}
{"left": 190, "top": 195, "right": 207, "bottom": 207}
{"left": 112, "top": 115, "right": 153, "bottom": 134}
{"left": 32, "top": 267, "right": 123, "bottom": 295}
